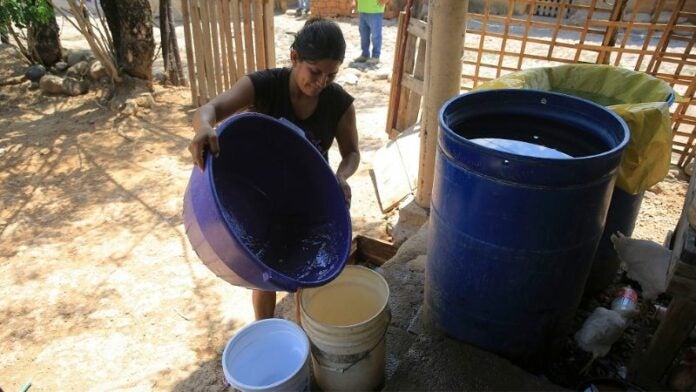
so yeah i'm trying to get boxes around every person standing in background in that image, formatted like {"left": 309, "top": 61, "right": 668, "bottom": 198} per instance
{"left": 354, "top": 0, "right": 388, "bottom": 65}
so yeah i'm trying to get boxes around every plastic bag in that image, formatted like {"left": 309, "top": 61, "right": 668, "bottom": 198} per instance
{"left": 475, "top": 64, "right": 674, "bottom": 194}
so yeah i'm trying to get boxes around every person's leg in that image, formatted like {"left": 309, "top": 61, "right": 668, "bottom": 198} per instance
{"left": 252, "top": 290, "right": 276, "bottom": 320}
{"left": 358, "top": 13, "right": 371, "bottom": 59}
{"left": 370, "top": 13, "right": 383, "bottom": 59}
{"left": 295, "top": 290, "right": 302, "bottom": 325}
{"left": 295, "top": 1, "right": 304, "bottom": 16}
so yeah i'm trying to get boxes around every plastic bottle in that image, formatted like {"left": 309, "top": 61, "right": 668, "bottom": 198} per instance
{"left": 611, "top": 287, "right": 638, "bottom": 318}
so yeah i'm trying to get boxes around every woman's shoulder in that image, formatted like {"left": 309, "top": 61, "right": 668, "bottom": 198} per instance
{"left": 247, "top": 68, "right": 291, "bottom": 94}
{"left": 324, "top": 82, "right": 354, "bottom": 102}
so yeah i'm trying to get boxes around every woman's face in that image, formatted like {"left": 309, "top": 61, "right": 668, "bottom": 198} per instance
{"left": 291, "top": 51, "right": 341, "bottom": 97}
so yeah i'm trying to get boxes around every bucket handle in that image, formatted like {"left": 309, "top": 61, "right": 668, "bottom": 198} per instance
{"left": 313, "top": 308, "right": 392, "bottom": 374}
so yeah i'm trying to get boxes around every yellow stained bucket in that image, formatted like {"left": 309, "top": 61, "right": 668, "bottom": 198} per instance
{"left": 300, "top": 265, "right": 391, "bottom": 391}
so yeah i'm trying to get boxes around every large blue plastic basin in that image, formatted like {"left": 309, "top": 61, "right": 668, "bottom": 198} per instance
{"left": 424, "top": 89, "right": 629, "bottom": 370}
{"left": 183, "top": 113, "right": 351, "bottom": 292}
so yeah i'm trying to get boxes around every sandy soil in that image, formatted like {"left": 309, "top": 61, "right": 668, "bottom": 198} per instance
{"left": 0, "top": 10, "right": 687, "bottom": 392}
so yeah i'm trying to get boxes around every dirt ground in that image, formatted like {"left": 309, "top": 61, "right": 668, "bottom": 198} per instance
{"left": 0, "top": 10, "right": 688, "bottom": 392}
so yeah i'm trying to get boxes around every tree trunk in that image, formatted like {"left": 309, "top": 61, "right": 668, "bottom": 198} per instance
{"left": 27, "top": 4, "right": 62, "bottom": 66}
{"left": 100, "top": 0, "right": 154, "bottom": 80}
{"left": 159, "top": 0, "right": 186, "bottom": 86}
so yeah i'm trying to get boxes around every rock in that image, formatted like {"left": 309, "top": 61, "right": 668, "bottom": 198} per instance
{"left": 25, "top": 64, "right": 46, "bottom": 82}
{"left": 29, "top": 81, "right": 40, "bottom": 90}
{"left": 66, "top": 49, "right": 92, "bottom": 66}
{"left": 406, "top": 255, "right": 427, "bottom": 272}
{"left": 39, "top": 75, "right": 64, "bottom": 94}
{"left": 154, "top": 71, "right": 167, "bottom": 83}
{"left": 66, "top": 61, "right": 90, "bottom": 78}
{"left": 685, "top": 161, "right": 694, "bottom": 177}
{"left": 391, "top": 198, "right": 429, "bottom": 247}
{"left": 55, "top": 61, "right": 69, "bottom": 72}
{"left": 135, "top": 93, "right": 156, "bottom": 108}
{"left": 62, "top": 77, "right": 89, "bottom": 96}
{"left": 371, "top": 69, "right": 390, "bottom": 81}
{"left": 88, "top": 61, "right": 108, "bottom": 81}
{"left": 336, "top": 69, "right": 360, "bottom": 86}
{"left": 388, "top": 222, "right": 429, "bottom": 265}
{"left": 122, "top": 99, "right": 139, "bottom": 116}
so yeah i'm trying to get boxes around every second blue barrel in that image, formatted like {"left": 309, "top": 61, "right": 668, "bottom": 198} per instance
{"left": 424, "top": 89, "right": 629, "bottom": 370}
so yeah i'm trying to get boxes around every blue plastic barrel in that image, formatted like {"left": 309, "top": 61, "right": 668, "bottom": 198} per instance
{"left": 424, "top": 89, "right": 629, "bottom": 370}
{"left": 183, "top": 113, "right": 351, "bottom": 292}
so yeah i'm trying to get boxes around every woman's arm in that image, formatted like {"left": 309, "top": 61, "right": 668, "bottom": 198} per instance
{"left": 189, "top": 76, "right": 255, "bottom": 170}
{"left": 334, "top": 103, "right": 361, "bottom": 207}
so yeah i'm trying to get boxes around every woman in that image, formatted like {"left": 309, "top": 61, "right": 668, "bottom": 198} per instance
{"left": 188, "top": 17, "right": 360, "bottom": 320}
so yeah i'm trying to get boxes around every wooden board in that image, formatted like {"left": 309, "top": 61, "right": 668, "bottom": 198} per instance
{"left": 369, "top": 124, "right": 421, "bottom": 213}
{"left": 347, "top": 235, "right": 397, "bottom": 266}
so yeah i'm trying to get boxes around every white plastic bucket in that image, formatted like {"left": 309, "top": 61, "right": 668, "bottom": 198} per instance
{"left": 300, "top": 265, "right": 391, "bottom": 391}
{"left": 222, "top": 318, "right": 310, "bottom": 392}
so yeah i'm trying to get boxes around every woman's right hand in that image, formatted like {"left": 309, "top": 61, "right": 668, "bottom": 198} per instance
{"left": 188, "top": 124, "right": 219, "bottom": 171}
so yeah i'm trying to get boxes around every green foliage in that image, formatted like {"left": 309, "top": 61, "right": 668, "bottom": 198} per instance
{"left": 0, "top": 0, "right": 53, "bottom": 32}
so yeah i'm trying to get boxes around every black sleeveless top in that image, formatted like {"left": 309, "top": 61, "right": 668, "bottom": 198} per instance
{"left": 248, "top": 67, "right": 354, "bottom": 161}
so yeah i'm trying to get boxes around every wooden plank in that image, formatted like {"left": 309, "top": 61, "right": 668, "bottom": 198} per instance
{"left": 206, "top": 1, "right": 225, "bottom": 95}
{"left": 646, "top": 0, "right": 684, "bottom": 74}
{"left": 406, "top": 18, "right": 427, "bottom": 40}
{"left": 669, "top": 274, "right": 696, "bottom": 301}
{"left": 516, "top": 0, "right": 535, "bottom": 69}
{"left": 667, "top": 162, "right": 696, "bottom": 292}
{"left": 221, "top": 0, "right": 239, "bottom": 87}
{"left": 401, "top": 74, "right": 424, "bottom": 96}
{"left": 189, "top": 0, "right": 210, "bottom": 105}
{"left": 472, "top": 0, "right": 491, "bottom": 88}
{"left": 207, "top": 0, "right": 224, "bottom": 95}
{"left": 596, "top": 0, "right": 629, "bottom": 64}
{"left": 199, "top": 0, "right": 218, "bottom": 99}
{"left": 495, "top": 0, "right": 515, "bottom": 79}
{"left": 629, "top": 297, "right": 696, "bottom": 386}
{"left": 385, "top": 12, "right": 407, "bottom": 137}
{"left": 613, "top": 2, "right": 640, "bottom": 66}
{"left": 263, "top": 0, "right": 276, "bottom": 68}
{"left": 404, "top": 39, "right": 426, "bottom": 127}
{"left": 369, "top": 124, "right": 421, "bottom": 212}
{"left": 346, "top": 237, "right": 360, "bottom": 265}
{"left": 181, "top": 0, "right": 199, "bottom": 106}
{"left": 231, "top": 0, "right": 246, "bottom": 77}
{"left": 242, "top": 0, "right": 256, "bottom": 72}
{"left": 252, "top": 0, "right": 266, "bottom": 69}
{"left": 395, "top": 32, "right": 418, "bottom": 132}
{"left": 216, "top": 0, "right": 230, "bottom": 91}
{"left": 675, "top": 72, "right": 696, "bottom": 167}
{"left": 355, "top": 235, "right": 397, "bottom": 266}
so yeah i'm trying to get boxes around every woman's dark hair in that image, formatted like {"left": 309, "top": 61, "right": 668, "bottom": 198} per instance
{"left": 291, "top": 17, "right": 346, "bottom": 63}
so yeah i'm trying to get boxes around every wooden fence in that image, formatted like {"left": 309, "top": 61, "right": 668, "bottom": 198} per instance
{"left": 181, "top": 0, "right": 276, "bottom": 107}
{"left": 387, "top": 0, "right": 696, "bottom": 167}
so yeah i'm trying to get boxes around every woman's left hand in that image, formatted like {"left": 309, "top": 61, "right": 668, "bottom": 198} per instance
{"left": 338, "top": 176, "right": 352, "bottom": 208}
